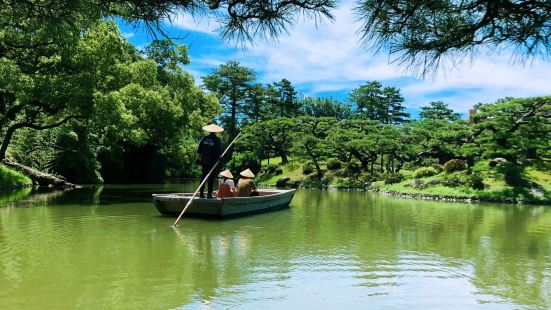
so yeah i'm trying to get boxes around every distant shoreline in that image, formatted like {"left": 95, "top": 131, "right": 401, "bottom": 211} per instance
{"left": 258, "top": 182, "right": 551, "bottom": 205}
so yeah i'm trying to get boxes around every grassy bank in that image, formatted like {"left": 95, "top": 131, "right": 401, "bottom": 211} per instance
{"left": 0, "top": 164, "right": 32, "bottom": 188}
{"left": 257, "top": 159, "right": 551, "bottom": 204}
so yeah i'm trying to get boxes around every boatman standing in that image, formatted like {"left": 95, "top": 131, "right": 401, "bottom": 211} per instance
{"left": 196, "top": 124, "right": 223, "bottom": 198}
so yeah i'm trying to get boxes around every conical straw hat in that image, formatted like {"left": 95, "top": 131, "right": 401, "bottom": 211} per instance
{"left": 202, "top": 124, "right": 224, "bottom": 133}
{"left": 219, "top": 169, "right": 233, "bottom": 179}
{"left": 240, "top": 168, "right": 255, "bottom": 178}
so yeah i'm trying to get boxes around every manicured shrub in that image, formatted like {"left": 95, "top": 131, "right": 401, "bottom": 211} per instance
{"left": 432, "top": 164, "right": 444, "bottom": 172}
{"left": 467, "top": 174, "right": 485, "bottom": 190}
{"left": 442, "top": 172, "right": 466, "bottom": 187}
{"left": 443, "top": 159, "right": 466, "bottom": 173}
{"left": 326, "top": 159, "right": 342, "bottom": 170}
{"left": 302, "top": 162, "right": 316, "bottom": 175}
{"left": 413, "top": 167, "right": 438, "bottom": 178}
{"left": 274, "top": 167, "right": 283, "bottom": 175}
{"left": 336, "top": 178, "right": 364, "bottom": 189}
{"left": 384, "top": 172, "right": 404, "bottom": 184}
{"left": 411, "top": 178, "right": 427, "bottom": 189}
{"left": 500, "top": 163, "right": 524, "bottom": 186}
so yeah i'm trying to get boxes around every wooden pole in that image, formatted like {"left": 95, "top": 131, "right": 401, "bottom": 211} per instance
{"left": 172, "top": 132, "right": 242, "bottom": 227}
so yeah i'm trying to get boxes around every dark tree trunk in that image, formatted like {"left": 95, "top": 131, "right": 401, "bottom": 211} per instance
{"left": 0, "top": 124, "right": 21, "bottom": 161}
{"left": 361, "top": 159, "right": 368, "bottom": 170}
{"left": 279, "top": 151, "right": 288, "bottom": 164}
{"left": 370, "top": 161, "right": 374, "bottom": 174}
{"left": 315, "top": 162, "right": 323, "bottom": 181}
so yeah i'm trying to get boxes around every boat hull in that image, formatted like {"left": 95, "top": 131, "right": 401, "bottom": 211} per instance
{"left": 152, "top": 189, "right": 296, "bottom": 218}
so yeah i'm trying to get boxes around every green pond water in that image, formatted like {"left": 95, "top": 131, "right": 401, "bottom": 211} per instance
{"left": 1, "top": 183, "right": 550, "bottom": 309}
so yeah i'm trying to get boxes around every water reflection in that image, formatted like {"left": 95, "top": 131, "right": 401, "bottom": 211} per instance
{"left": 0, "top": 184, "right": 550, "bottom": 309}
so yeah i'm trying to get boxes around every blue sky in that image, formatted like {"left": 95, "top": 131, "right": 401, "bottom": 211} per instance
{"left": 117, "top": 2, "right": 551, "bottom": 114}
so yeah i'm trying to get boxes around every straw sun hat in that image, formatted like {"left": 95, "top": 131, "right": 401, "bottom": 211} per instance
{"left": 240, "top": 168, "right": 255, "bottom": 178}
{"left": 202, "top": 124, "right": 224, "bottom": 133}
{"left": 219, "top": 169, "right": 233, "bottom": 179}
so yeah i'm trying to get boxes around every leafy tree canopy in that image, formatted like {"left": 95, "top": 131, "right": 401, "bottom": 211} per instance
{"left": 348, "top": 81, "right": 410, "bottom": 124}
{"left": 301, "top": 96, "right": 352, "bottom": 120}
{"left": 420, "top": 101, "right": 462, "bottom": 122}
{"left": 466, "top": 96, "right": 551, "bottom": 165}
{"left": 356, "top": 0, "right": 551, "bottom": 75}
{"left": 203, "top": 60, "right": 256, "bottom": 138}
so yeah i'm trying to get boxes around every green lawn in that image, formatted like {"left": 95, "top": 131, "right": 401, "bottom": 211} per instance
{"left": 257, "top": 159, "right": 304, "bottom": 184}
{"left": 260, "top": 156, "right": 295, "bottom": 166}
{"left": 373, "top": 169, "right": 551, "bottom": 203}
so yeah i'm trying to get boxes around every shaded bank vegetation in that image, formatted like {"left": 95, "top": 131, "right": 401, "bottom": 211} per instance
{"left": 1, "top": 21, "right": 219, "bottom": 183}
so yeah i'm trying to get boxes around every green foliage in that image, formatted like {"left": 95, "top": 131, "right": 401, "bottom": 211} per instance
{"left": 335, "top": 178, "right": 365, "bottom": 189}
{"left": 0, "top": 164, "right": 32, "bottom": 186}
{"left": 3, "top": 21, "right": 219, "bottom": 182}
{"left": 144, "top": 39, "right": 190, "bottom": 71}
{"left": 409, "top": 120, "right": 471, "bottom": 164}
{"left": 261, "top": 164, "right": 279, "bottom": 175}
{"left": 442, "top": 172, "right": 467, "bottom": 187}
{"left": 301, "top": 96, "right": 351, "bottom": 120}
{"left": 467, "top": 174, "right": 485, "bottom": 190}
{"left": 498, "top": 163, "right": 524, "bottom": 187}
{"left": 203, "top": 61, "right": 256, "bottom": 137}
{"left": 260, "top": 164, "right": 283, "bottom": 176}
{"left": 356, "top": 1, "right": 551, "bottom": 74}
{"left": 50, "top": 126, "right": 102, "bottom": 183}
{"left": 265, "top": 79, "right": 301, "bottom": 118}
{"left": 239, "top": 118, "right": 295, "bottom": 164}
{"left": 432, "top": 164, "right": 444, "bottom": 173}
{"left": 384, "top": 172, "right": 404, "bottom": 185}
{"left": 420, "top": 101, "right": 462, "bottom": 121}
{"left": 291, "top": 117, "right": 336, "bottom": 179}
{"left": 226, "top": 152, "right": 261, "bottom": 176}
{"left": 348, "top": 81, "right": 410, "bottom": 124}
{"left": 413, "top": 167, "right": 438, "bottom": 178}
{"left": 302, "top": 162, "right": 315, "bottom": 175}
{"left": 326, "top": 159, "right": 342, "bottom": 170}
{"left": 443, "top": 159, "right": 467, "bottom": 173}
{"left": 301, "top": 178, "right": 331, "bottom": 188}
{"left": 345, "top": 161, "right": 362, "bottom": 177}
{"left": 465, "top": 97, "right": 551, "bottom": 166}
{"left": 411, "top": 178, "right": 427, "bottom": 189}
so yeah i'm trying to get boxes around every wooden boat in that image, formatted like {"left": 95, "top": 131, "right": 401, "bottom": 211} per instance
{"left": 152, "top": 189, "right": 296, "bottom": 218}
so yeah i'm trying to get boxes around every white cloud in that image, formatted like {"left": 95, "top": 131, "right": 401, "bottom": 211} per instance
{"left": 169, "top": 1, "right": 551, "bottom": 112}
{"left": 172, "top": 13, "right": 219, "bottom": 34}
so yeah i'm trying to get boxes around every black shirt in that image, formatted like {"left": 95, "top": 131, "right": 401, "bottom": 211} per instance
{"left": 197, "top": 133, "right": 222, "bottom": 166}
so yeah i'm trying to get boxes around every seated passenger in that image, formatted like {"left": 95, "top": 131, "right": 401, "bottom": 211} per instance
{"left": 236, "top": 168, "right": 259, "bottom": 197}
{"left": 216, "top": 169, "right": 236, "bottom": 198}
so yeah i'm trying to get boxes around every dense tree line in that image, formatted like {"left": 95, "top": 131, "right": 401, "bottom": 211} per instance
{"left": 230, "top": 82, "right": 551, "bottom": 185}
{"left": 2, "top": 0, "right": 549, "bottom": 184}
